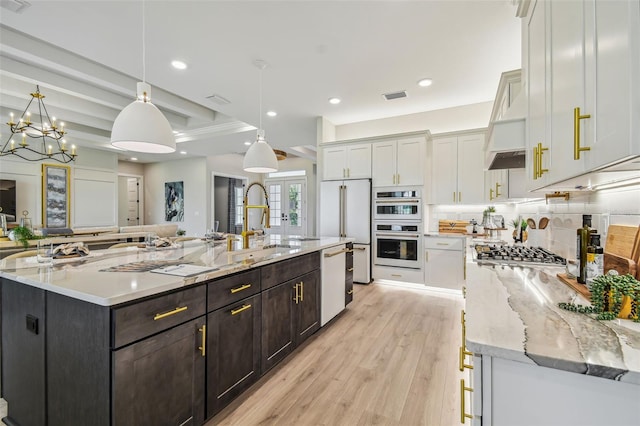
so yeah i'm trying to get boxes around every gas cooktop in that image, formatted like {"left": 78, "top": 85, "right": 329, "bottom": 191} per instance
{"left": 473, "top": 244, "right": 566, "bottom": 267}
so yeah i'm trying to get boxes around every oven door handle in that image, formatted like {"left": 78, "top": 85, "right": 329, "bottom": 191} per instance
{"left": 374, "top": 199, "right": 420, "bottom": 204}
{"left": 376, "top": 233, "right": 421, "bottom": 238}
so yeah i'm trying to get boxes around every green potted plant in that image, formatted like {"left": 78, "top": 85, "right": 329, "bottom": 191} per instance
{"left": 9, "top": 225, "right": 39, "bottom": 249}
{"left": 559, "top": 273, "right": 640, "bottom": 322}
{"left": 510, "top": 219, "right": 528, "bottom": 242}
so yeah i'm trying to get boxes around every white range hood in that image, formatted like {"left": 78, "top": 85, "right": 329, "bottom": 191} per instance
{"left": 485, "top": 90, "right": 526, "bottom": 170}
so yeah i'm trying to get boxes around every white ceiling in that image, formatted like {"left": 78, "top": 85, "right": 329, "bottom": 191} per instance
{"left": 0, "top": 0, "right": 521, "bottom": 164}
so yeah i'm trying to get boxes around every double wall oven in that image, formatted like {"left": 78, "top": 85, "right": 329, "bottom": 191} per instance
{"left": 373, "top": 187, "right": 423, "bottom": 270}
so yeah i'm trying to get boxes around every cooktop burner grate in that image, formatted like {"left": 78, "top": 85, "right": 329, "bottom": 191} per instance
{"left": 474, "top": 244, "right": 566, "bottom": 266}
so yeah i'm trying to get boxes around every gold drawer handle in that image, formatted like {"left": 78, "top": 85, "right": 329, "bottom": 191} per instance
{"left": 460, "top": 379, "right": 473, "bottom": 423}
{"left": 347, "top": 289, "right": 354, "bottom": 295}
{"left": 324, "top": 247, "right": 349, "bottom": 257}
{"left": 230, "top": 283, "right": 252, "bottom": 294}
{"left": 293, "top": 282, "right": 300, "bottom": 304}
{"left": 347, "top": 267, "right": 354, "bottom": 272}
{"left": 198, "top": 325, "right": 206, "bottom": 357}
{"left": 300, "top": 281, "right": 304, "bottom": 302}
{"left": 231, "top": 304, "right": 252, "bottom": 316}
{"left": 154, "top": 306, "right": 188, "bottom": 321}
{"left": 573, "top": 107, "right": 591, "bottom": 160}
{"left": 459, "top": 346, "right": 474, "bottom": 371}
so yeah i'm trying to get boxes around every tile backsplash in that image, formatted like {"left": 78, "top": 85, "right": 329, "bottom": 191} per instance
{"left": 427, "top": 184, "right": 640, "bottom": 260}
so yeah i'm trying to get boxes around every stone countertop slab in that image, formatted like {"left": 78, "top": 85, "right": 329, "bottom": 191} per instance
{"left": 465, "top": 261, "right": 640, "bottom": 384}
{"left": 0, "top": 235, "right": 349, "bottom": 307}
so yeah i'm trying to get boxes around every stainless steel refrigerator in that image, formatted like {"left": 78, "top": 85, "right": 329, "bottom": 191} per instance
{"left": 320, "top": 179, "right": 371, "bottom": 283}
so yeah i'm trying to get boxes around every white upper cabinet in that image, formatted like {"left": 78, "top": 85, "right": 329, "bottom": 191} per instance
{"left": 431, "top": 133, "right": 485, "bottom": 204}
{"left": 485, "top": 169, "right": 509, "bottom": 202}
{"left": 371, "top": 137, "right": 425, "bottom": 187}
{"left": 527, "top": 0, "right": 640, "bottom": 190}
{"left": 322, "top": 143, "right": 371, "bottom": 180}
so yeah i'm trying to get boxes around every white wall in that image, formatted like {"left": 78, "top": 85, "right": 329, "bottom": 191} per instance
{"left": 144, "top": 157, "right": 208, "bottom": 236}
{"left": 334, "top": 101, "right": 493, "bottom": 141}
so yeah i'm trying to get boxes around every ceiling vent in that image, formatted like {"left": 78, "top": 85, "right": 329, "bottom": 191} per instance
{"left": 0, "top": 0, "right": 31, "bottom": 13}
{"left": 206, "top": 94, "right": 231, "bottom": 105}
{"left": 382, "top": 90, "right": 408, "bottom": 101}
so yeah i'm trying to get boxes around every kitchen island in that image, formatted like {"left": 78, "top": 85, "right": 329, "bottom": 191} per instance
{"left": 0, "top": 236, "right": 351, "bottom": 426}
{"left": 464, "top": 261, "right": 640, "bottom": 425}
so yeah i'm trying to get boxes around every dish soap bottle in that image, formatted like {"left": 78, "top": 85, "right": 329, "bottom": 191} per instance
{"left": 577, "top": 214, "right": 592, "bottom": 284}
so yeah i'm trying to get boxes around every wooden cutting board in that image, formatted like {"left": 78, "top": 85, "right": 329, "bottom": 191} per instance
{"left": 603, "top": 252, "right": 637, "bottom": 277}
{"left": 605, "top": 224, "right": 639, "bottom": 258}
{"left": 438, "top": 220, "right": 468, "bottom": 234}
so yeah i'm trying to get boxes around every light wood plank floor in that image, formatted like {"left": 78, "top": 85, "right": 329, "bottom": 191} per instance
{"left": 210, "top": 283, "right": 466, "bottom": 426}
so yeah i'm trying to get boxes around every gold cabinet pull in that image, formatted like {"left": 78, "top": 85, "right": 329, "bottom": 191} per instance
{"left": 347, "top": 267, "right": 354, "bottom": 272}
{"left": 458, "top": 192, "right": 462, "bottom": 203}
{"left": 462, "top": 286, "right": 467, "bottom": 298}
{"left": 230, "top": 283, "right": 252, "bottom": 294}
{"left": 347, "top": 289, "right": 354, "bottom": 295}
{"left": 459, "top": 346, "right": 474, "bottom": 371}
{"left": 495, "top": 182, "right": 501, "bottom": 198}
{"left": 533, "top": 145, "right": 539, "bottom": 179}
{"left": 198, "top": 325, "right": 206, "bottom": 357}
{"left": 460, "top": 379, "right": 473, "bottom": 423}
{"left": 324, "top": 247, "right": 349, "bottom": 257}
{"left": 154, "top": 306, "right": 188, "bottom": 321}
{"left": 538, "top": 143, "right": 548, "bottom": 177}
{"left": 573, "top": 107, "right": 591, "bottom": 160}
{"left": 300, "top": 281, "right": 304, "bottom": 302}
{"left": 396, "top": 174, "right": 400, "bottom": 185}
{"left": 293, "top": 283, "right": 300, "bottom": 304}
{"left": 489, "top": 187, "right": 494, "bottom": 201}
{"left": 453, "top": 192, "right": 456, "bottom": 203}
{"left": 425, "top": 251, "right": 429, "bottom": 262}
{"left": 231, "top": 304, "right": 252, "bottom": 316}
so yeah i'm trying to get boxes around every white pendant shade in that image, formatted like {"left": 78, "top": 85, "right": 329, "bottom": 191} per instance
{"left": 111, "top": 83, "right": 176, "bottom": 153}
{"left": 243, "top": 131, "right": 278, "bottom": 173}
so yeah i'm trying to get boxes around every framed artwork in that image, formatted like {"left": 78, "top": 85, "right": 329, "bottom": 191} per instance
{"left": 165, "top": 181, "right": 184, "bottom": 222}
{"left": 42, "top": 164, "right": 70, "bottom": 228}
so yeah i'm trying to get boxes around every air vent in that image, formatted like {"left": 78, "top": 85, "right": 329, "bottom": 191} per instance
{"left": 382, "top": 91, "right": 408, "bottom": 101}
{"left": 206, "top": 94, "right": 231, "bottom": 105}
{"left": 0, "top": 0, "right": 31, "bottom": 13}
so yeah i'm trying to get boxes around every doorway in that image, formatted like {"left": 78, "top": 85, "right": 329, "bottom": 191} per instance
{"left": 117, "top": 175, "right": 143, "bottom": 227}
{"left": 213, "top": 175, "right": 247, "bottom": 234}
{"left": 264, "top": 178, "right": 306, "bottom": 235}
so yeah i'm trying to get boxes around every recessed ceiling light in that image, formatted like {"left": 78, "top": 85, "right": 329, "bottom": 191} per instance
{"left": 180, "top": 151, "right": 187, "bottom": 155}
{"left": 244, "top": 141, "right": 252, "bottom": 146}
{"left": 266, "top": 111, "right": 277, "bottom": 117}
{"left": 130, "top": 157, "right": 138, "bottom": 161}
{"left": 171, "top": 60, "right": 187, "bottom": 70}
{"left": 417, "top": 78, "right": 433, "bottom": 87}
{"left": 328, "top": 97, "right": 341, "bottom": 105}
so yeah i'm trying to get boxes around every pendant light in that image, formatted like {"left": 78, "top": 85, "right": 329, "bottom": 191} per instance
{"left": 110, "top": 0, "right": 175, "bottom": 153}
{"left": 243, "top": 60, "right": 278, "bottom": 173}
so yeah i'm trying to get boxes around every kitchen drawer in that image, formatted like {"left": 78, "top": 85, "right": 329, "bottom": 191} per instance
{"left": 261, "top": 252, "right": 320, "bottom": 290}
{"left": 424, "top": 236, "right": 464, "bottom": 251}
{"left": 113, "top": 285, "right": 206, "bottom": 348}
{"left": 207, "top": 269, "right": 261, "bottom": 311}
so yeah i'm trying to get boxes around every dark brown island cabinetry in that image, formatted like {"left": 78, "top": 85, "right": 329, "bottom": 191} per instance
{"left": 206, "top": 269, "right": 262, "bottom": 418}
{"left": 1, "top": 249, "right": 327, "bottom": 426}
{"left": 261, "top": 252, "right": 321, "bottom": 373}
{"left": 345, "top": 242, "right": 354, "bottom": 305}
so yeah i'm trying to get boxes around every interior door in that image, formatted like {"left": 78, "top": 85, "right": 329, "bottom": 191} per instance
{"left": 266, "top": 178, "right": 306, "bottom": 235}
{"left": 126, "top": 177, "right": 140, "bottom": 226}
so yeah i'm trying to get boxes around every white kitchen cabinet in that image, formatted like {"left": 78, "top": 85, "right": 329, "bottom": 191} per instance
{"left": 431, "top": 133, "right": 485, "bottom": 204}
{"left": 322, "top": 143, "right": 371, "bottom": 180}
{"left": 472, "top": 355, "right": 639, "bottom": 426}
{"left": 527, "top": 0, "right": 640, "bottom": 190}
{"left": 485, "top": 169, "right": 528, "bottom": 202}
{"left": 371, "top": 137, "right": 425, "bottom": 187}
{"left": 424, "top": 236, "right": 465, "bottom": 291}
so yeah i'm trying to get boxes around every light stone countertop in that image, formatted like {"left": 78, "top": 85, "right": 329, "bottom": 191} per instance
{"left": 0, "top": 235, "right": 348, "bottom": 307}
{"left": 465, "top": 261, "right": 640, "bottom": 384}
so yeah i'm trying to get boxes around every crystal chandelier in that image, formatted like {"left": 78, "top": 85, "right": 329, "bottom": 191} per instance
{"left": 1, "top": 85, "right": 77, "bottom": 163}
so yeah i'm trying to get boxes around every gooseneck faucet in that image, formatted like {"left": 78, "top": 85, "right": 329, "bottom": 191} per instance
{"left": 241, "top": 182, "right": 270, "bottom": 249}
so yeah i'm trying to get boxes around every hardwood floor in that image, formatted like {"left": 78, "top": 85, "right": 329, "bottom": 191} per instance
{"left": 0, "top": 282, "right": 465, "bottom": 425}
{"left": 210, "top": 282, "right": 466, "bottom": 426}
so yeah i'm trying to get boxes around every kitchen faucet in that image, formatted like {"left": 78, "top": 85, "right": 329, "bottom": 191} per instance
{"left": 241, "top": 182, "right": 270, "bottom": 249}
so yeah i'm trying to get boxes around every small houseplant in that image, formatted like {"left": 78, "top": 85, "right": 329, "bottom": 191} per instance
{"left": 9, "top": 225, "right": 40, "bottom": 249}
{"left": 510, "top": 219, "right": 528, "bottom": 242}
{"left": 559, "top": 273, "right": 640, "bottom": 322}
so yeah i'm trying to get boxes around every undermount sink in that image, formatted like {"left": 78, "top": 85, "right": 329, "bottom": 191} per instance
{"left": 227, "top": 244, "right": 293, "bottom": 263}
